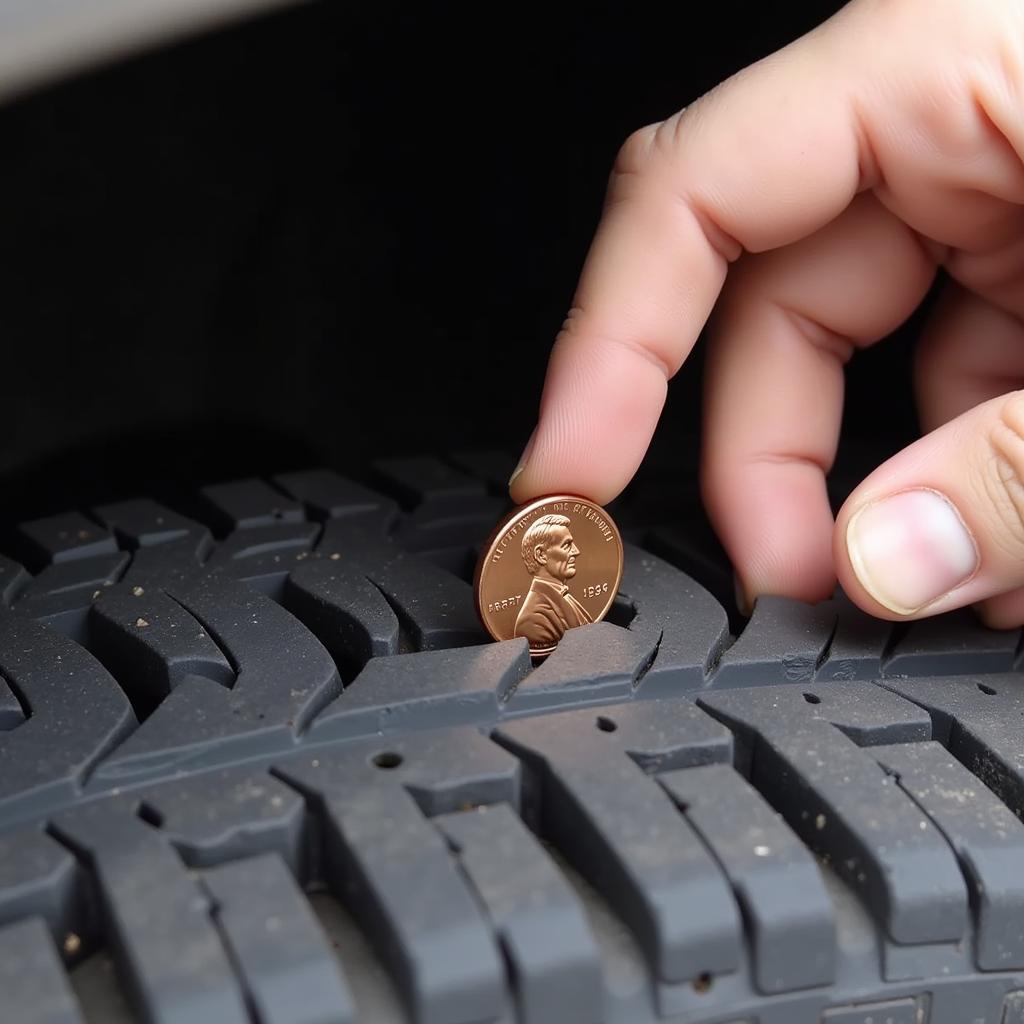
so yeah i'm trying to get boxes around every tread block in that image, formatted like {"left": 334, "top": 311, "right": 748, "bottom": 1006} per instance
{"left": 16, "top": 553, "right": 129, "bottom": 603}
{"left": 14, "top": 553, "right": 130, "bottom": 638}
{"left": 50, "top": 801, "right": 250, "bottom": 1024}
{"left": 797, "top": 683, "right": 933, "bottom": 747}
{"left": 17, "top": 512, "right": 118, "bottom": 567}
{"left": 370, "top": 559, "right": 487, "bottom": 651}
{"left": 494, "top": 701, "right": 739, "bottom": 984}
{"left": 93, "top": 498, "right": 209, "bottom": 548}
{"left": 89, "top": 586, "right": 234, "bottom": 712}
{"left": 273, "top": 469, "right": 399, "bottom": 531}
{"left": 1004, "top": 991, "right": 1024, "bottom": 1023}
{"left": 445, "top": 450, "right": 517, "bottom": 492}
{"left": 821, "top": 997, "right": 919, "bottom": 1023}
{"left": 209, "top": 552, "right": 314, "bottom": 602}
{"left": 94, "top": 496, "right": 212, "bottom": 604}
{"left": 283, "top": 559, "right": 400, "bottom": 678}
{"left": 315, "top": 518, "right": 392, "bottom": 560}
{"left": 0, "top": 916, "right": 85, "bottom": 1024}
{"left": 505, "top": 621, "right": 658, "bottom": 712}
{"left": 206, "top": 522, "right": 321, "bottom": 564}
{"left": 394, "top": 498, "right": 507, "bottom": 553}
{"left": 199, "top": 477, "right": 306, "bottom": 530}
{"left": 872, "top": 741, "right": 1024, "bottom": 971}
{"left": 641, "top": 523, "right": 735, "bottom": 620}
{"left": 658, "top": 763, "right": 836, "bottom": 994}
{"left": 0, "top": 827, "right": 83, "bottom": 938}
{"left": 371, "top": 456, "right": 486, "bottom": 508}
{"left": 138, "top": 767, "right": 306, "bottom": 873}
{"left": 410, "top": 544, "right": 476, "bottom": 580}
{"left": 368, "top": 554, "right": 487, "bottom": 651}
{"left": 0, "top": 672, "right": 25, "bottom": 729}
{"left": 118, "top": 536, "right": 209, "bottom": 590}
{"left": 0, "top": 614, "right": 136, "bottom": 819}
{"left": 0, "top": 552, "right": 30, "bottom": 605}
{"left": 436, "top": 803, "right": 603, "bottom": 1024}
{"left": 202, "top": 852, "right": 356, "bottom": 1024}
{"left": 330, "top": 529, "right": 487, "bottom": 650}
{"left": 165, "top": 578, "right": 340, "bottom": 734}
{"left": 93, "top": 578, "right": 340, "bottom": 780}
{"left": 815, "top": 591, "right": 892, "bottom": 682}
{"left": 206, "top": 525, "right": 323, "bottom": 600}
{"left": 699, "top": 685, "right": 967, "bottom": 945}
{"left": 315, "top": 524, "right": 487, "bottom": 650}
{"left": 880, "top": 675, "right": 1024, "bottom": 818}
{"left": 273, "top": 727, "right": 518, "bottom": 1024}
{"left": 618, "top": 544, "right": 729, "bottom": 692}
{"left": 882, "top": 610, "right": 1019, "bottom": 677}
{"left": 713, "top": 596, "right": 835, "bottom": 687}
{"left": 311, "top": 641, "right": 530, "bottom": 741}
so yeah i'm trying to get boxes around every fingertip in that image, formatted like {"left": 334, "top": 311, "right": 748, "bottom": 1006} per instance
{"left": 507, "top": 426, "right": 631, "bottom": 507}
{"left": 705, "top": 459, "right": 837, "bottom": 607}
{"left": 732, "top": 572, "right": 754, "bottom": 618}
{"left": 507, "top": 426, "right": 537, "bottom": 497}
{"left": 738, "top": 550, "right": 838, "bottom": 608}
{"left": 509, "top": 335, "right": 668, "bottom": 507}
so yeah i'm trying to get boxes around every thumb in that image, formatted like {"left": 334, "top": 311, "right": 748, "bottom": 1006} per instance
{"left": 835, "top": 392, "right": 1024, "bottom": 621}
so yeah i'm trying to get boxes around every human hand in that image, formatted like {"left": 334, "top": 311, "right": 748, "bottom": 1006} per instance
{"left": 509, "top": 0, "right": 1024, "bottom": 625}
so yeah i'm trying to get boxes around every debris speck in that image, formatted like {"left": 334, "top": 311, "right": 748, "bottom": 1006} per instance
{"left": 815, "top": 814, "right": 826, "bottom": 831}
{"left": 63, "top": 933, "right": 81, "bottom": 955}
{"left": 754, "top": 845, "right": 771, "bottom": 857}
{"left": 330, "top": 552, "right": 341, "bottom": 560}
{"left": 919, "top": 820, "right": 928, "bottom": 830}
{"left": 92, "top": 590, "right": 101, "bottom": 600}
{"left": 311, "top": 759, "right": 320, "bottom": 768}
{"left": 132, "top": 586, "right": 145, "bottom": 597}
{"left": 135, "top": 617, "right": 150, "bottom": 629}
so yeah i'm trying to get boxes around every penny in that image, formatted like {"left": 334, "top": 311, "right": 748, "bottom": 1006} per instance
{"left": 474, "top": 495, "right": 624, "bottom": 657}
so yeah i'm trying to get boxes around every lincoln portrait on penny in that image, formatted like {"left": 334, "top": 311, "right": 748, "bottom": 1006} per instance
{"left": 514, "top": 514, "right": 593, "bottom": 653}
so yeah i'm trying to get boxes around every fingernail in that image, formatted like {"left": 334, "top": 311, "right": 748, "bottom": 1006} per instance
{"left": 509, "top": 427, "right": 537, "bottom": 490}
{"left": 846, "top": 488, "right": 979, "bottom": 614}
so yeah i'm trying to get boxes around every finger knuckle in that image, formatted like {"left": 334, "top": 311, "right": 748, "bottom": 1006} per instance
{"left": 980, "top": 391, "right": 1024, "bottom": 555}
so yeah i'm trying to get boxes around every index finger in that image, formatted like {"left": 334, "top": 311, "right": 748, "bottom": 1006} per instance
{"left": 508, "top": 4, "right": 871, "bottom": 505}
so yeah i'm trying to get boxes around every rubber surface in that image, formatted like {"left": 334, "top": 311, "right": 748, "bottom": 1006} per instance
{"left": 2, "top": 454, "right": 1024, "bottom": 1023}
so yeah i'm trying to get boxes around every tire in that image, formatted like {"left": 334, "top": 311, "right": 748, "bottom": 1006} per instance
{"left": 1, "top": 453, "right": 1023, "bottom": 1024}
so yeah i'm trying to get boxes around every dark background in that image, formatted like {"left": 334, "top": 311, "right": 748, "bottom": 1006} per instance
{"left": 0, "top": 0, "right": 925, "bottom": 527}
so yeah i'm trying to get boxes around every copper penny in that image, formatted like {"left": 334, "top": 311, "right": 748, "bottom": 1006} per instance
{"left": 474, "top": 495, "right": 624, "bottom": 657}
